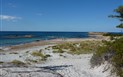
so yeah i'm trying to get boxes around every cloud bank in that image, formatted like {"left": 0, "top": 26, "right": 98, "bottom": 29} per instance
{"left": 0, "top": 15, "right": 21, "bottom": 21}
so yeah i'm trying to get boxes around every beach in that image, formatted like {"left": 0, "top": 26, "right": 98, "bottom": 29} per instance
{"left": 0, "top": 35, "right": 117, "bottom": 77}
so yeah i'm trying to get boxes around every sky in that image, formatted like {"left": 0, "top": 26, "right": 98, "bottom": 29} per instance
{"left": 0, "top": 0, "right": 122, "bottom": 32}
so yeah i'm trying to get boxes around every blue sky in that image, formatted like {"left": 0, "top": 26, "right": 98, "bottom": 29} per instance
{"left": 0, "top": 0, "right": 122, "bottom": 32}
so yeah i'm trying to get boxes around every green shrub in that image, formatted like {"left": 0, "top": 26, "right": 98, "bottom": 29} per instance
{"left": 91, "top": 37, "right": 123, "bottom": 77}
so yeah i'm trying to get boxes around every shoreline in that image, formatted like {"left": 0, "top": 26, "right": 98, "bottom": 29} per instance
{"left": 1, "top": 35, "right": 110, "bottom": 51}
{"left": 0, "top": 31, "right": 109, "bottom": 51}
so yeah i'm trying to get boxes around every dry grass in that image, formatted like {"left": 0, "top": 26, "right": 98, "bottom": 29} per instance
{"left": 11, "top": 60, "right": 25, "bottom": 66}
{"left": 52, "top": 40, "right": 102, "bottom": 54}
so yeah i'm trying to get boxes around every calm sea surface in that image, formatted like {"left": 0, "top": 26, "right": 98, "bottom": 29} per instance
{"left": 0, "top": 31, "right": 89, "bottom": 47}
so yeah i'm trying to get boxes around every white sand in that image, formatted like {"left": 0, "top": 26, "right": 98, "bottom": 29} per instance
{"left": 0, "top": 44, "right": 116, "bottom": 77}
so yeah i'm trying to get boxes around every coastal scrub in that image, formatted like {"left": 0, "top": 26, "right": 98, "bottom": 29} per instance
{"left": 91, "top": 37, "right": 123, "bottom": 77}
{"left": 52, "top": 41, "right": 102, "bottom": 54}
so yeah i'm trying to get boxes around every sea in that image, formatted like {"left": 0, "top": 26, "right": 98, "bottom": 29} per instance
{"left": 0, "top": 31, "right": 89, "bottom": 47}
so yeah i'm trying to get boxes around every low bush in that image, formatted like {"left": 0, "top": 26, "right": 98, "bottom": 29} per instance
{"left": 91, "top": 37, "right": 123, "bottom": 77}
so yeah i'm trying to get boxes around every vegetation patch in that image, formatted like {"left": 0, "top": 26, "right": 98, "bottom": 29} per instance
{"left": 45, "top": 54, "right": 51, "bottom": 58}
{"left": 31, "top": 51, "right": 44, "bottom": 57}
{"left": 91, "top": 37, "right": 123, "bottom": 77}
{"left": 31, "top": 51, "right": 50, "bottom": 61}
{"left": 26, "top": 59, "right": 38, "bottom": 63}
{"left": 9, "top": 52, "right": 18, "bottom": 54}
{"left": 0, "top": 61, "right": 4, "bottom": 64}
{"left": 11, "top": 60, "right": 25, "bottom": 66}
{"left": 52, "top": 41, "right": 102, "bottom": 54}
{"left": 25, "top": 51, "right": 29, "bottom": 53}
{"left": 0, "top": 49, "right": 4, "bottom": 52}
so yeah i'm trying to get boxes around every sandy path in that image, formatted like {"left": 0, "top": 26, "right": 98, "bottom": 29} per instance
{"left": 0, "top": 44, "right": 114, "bottom": 77}
{"left": 34, "top": 48, "right": 113, "bottom": 77}
{"left": 37, "top": 53, "right": 110, "bottom": 77}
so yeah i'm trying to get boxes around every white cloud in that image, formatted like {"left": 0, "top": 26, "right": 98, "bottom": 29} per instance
{"left": 0, "top": 15, "right": 21, "bottom": 21}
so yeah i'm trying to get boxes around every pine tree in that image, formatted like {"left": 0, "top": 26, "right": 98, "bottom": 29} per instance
{"left": 109, "top": 6, "right": 123, "bottom": 32}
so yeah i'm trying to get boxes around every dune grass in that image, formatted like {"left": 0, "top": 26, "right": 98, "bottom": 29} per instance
{"left": 31, "top": 51, "right": 44, "bottom": 57}
{"left": 31, "top": 51, "right": 50, "bottom": 61}
{"left": 11, "top": 60, "right": 25, "bottom": 66}
{"left": 52, "top": 40, "right": 102, "bottom": 54}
